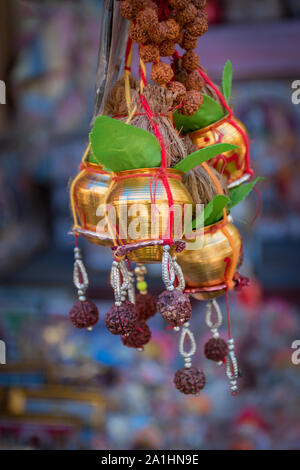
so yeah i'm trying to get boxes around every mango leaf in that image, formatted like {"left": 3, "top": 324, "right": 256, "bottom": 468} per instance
{"left": 173, "top": 94, "right": 226, "bottom": 134}
{"left": 191, "top": 203, "right": 210, "bottom": 231}
{"left": 203, "top": 195, "right": 230, "bottom": 227}
{"left": 174, "top": 143, "right": 238, "bottom": 173}
{"left": 89, "top": 116, "right": 161, "bottom": 172}
{"left": 228, "top": 177, "right": 264, "bottom": 209}
{"left": 222, "top": 60, "right": 233, "bottom": 103}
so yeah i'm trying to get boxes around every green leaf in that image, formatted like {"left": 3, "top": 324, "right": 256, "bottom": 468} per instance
{"left": 222, "top": 60, "right": 233, "bottom": 103}
{"left": 89, "top": 116, "right": 162, "bottom": 172}
{"left": 173, "top": 94, "right": 226, "bottom": 134}
{"left": 191, "top": 195, "right": 230, "bottom": 230}
{"left": 228, "top": 177, "right": 264, "bottom": 209}
{"left": 174, "top": 143, "right": 238, "bottom": 173}
{"left": 203, "top": 195, "right": 230, "bottom": 227}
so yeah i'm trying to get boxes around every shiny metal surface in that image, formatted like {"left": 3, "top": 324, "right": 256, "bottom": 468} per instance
{"left": 72, "top": 163, "right": 112, "bottom": 247}
{"left": 106, "top": 168, "right": 193, "bottom": 263}
{"left": 189, "top": 116, "right": 250, "bottom": 187}
{"left": 177, "top": 222, "right": 242, "bottom": 300}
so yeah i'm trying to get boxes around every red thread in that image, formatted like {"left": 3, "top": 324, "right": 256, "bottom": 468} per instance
{"left": 125, "top": 37, "right": 133, "bottom": 67}
{"left": 138, "top": 90, "right": 175, "bottom": 242}
{"left": 158, "top": 0, "right": 170, "bottom": 21}
{"left": 223, "top": 256, "right": 231, "bottom": 279}
{"left": 197, "top": 67, "right": 253, "bottom": 177}
{"left": 112, "top": 171, "right": 181, "bottom": 182}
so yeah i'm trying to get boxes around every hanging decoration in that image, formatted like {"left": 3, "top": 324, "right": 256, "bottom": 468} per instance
{"left": 68, "top": 0, "right": 263, "bottom": 396}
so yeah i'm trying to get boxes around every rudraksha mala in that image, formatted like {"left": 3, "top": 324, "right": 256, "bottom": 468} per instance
{"left": 118, "top": 0, "right": 209, "bottom": 115}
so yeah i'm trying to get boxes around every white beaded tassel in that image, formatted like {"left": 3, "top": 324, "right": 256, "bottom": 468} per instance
{"left": 161, "top": 245, "right": 175, "bottom": 291}
{"left": 226, "top": 337, "right": 239, "bottom": 395}
{"left": 73, "top": 246, "right": 89, "bottom": 302}
{"left": 110, "top": 259, "right": 130, "bottom": 306}
{"left": 172, "top": 255, "right": 185, "bottom": 292}
{"left": 179, "top": 321, "right": 196, "bottom": 369}
{"left": 205, "top": 299, "right": 223, "bottom": 366}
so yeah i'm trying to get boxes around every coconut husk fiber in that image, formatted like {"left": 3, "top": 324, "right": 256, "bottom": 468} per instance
{"left": 104, "top": 77, "right": 227, "bottom": 207}
{"left": 105, "top": 79, "right": 188, "bottom": 167}
{"left": 183, "top": 165, "right": 229, "bottom": 207}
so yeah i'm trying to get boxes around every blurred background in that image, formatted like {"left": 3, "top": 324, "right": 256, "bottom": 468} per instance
{"left": 0, "top": 0, "right": 300, "bottom": 450}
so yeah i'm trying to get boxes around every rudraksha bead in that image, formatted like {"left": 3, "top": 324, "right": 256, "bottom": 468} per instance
{"left": 174, "top": 367, "right": 206, "bottom": 394}
{"left": 157, "top": 289, "right": 192, "bottom": 327}
{"left": 69, "top": 300, "right": 99, "bottom": 329}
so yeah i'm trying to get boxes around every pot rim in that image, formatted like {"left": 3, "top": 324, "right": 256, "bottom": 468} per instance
{"left": 81, "top": 161, "right": 111, "bottom": 174}
{"left": 188, "top": 113, "right": 237, "bottom": 139}
{"left": 113, "top": 167, "right": 185, "bottom": 178}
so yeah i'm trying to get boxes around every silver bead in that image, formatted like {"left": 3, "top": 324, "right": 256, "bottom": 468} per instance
{"left": 174, "top": 326, "right": 180, "bottom": 332}
{"left": 78, "top": 295, "right": 86, "bottom": 302}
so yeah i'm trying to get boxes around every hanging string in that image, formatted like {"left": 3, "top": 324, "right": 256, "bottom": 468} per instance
{"left": 138, "top": 56, "right": 175, "bottom": 244}
{"left": 123, "top": 37, "right": 137, "bottom": 123}
{"left": 197, "top": 67, "right": 253, "bottom": 178}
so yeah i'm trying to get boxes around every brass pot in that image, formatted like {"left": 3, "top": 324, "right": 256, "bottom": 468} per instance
{"left": 189, "top": 115, "right": 252, "bottom": 188}
{"left": 71, "top": 162, "right": 112, "bottom": 246}
{"left": 106, "top": 168, "right": 193, "bottom": 263}
{"left": 177, "top": 221, "right": 242, "bottom": 300}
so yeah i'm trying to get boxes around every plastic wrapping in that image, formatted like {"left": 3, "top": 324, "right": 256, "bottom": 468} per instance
{"left": 93, "top": 0, "right": 129, "bottom": 120}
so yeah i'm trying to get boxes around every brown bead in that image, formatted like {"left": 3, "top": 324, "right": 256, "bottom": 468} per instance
{"left": 182, "top": 32, "right": 198, "bottom": 50}
{"left": 69, "top": 300, "right": 99, "bottom": 329}
{"left": 148, "top": 22, "right": 168, "bottom": 44}
{"left": 105, "top": 300, "right": 137, "bottom": 336}
{"left": 159, "top": 39, "right": 175, "bottom": 57}
{"left": 136, "top": 7, "right": 158, "bottom": 33}
{"left": 129, "top": 22, "right": 149, "bottom": 44}
{"left": 122, "top": 321, "right": 152, "bottom": 349}
{"left": 175, "top": 29, "right": 184, "bottom": 47}
{"left": 176, "top": 4, "right": 197, "bottom": 26}
{"left": 146, "top": 0, "right": 159, "bottom": 12}
{"left": 204, "top": 337, "right": 228, "bottom": 362}
{"left": 169, "top": 0, "right": 189, "bottom": 10}
{"left": 182, "top": 50, "right": 200, "bottom": 72}
{"left": 186, "top": 14, "right": 208, "bottom": 37}
{"left": 133, "top": 0, "right": 148, "bottom": 9}
{"left": 174, "top": 367, "right": 206, "bottom": 395}
{"left": 151, "top": 62, "right": 174, "bottom": 85}
{"left": 167, "top": 81, "right": 187, "bottom": 105}
{"left": 165, "top": 19, "right": 180, "bottom": 40}
{"left": 179, "top": 90, "right": 203, "bottom": 116}
{"left": 135, "top": 293, "right": 157, "bottom": 321}
{"left": 192, "top": 0, "right": 206, "bottom": 8}
{"left": 120, "top": 0, "right": 138, "bottom": 21}
{"left": 140, "top": 43, "right": 160, "bottom": 63}
{"left": 174, "top": 68, "right": 188, "bottom": 84}
{"left": 157, "top": 289, "right": 192, "bottom": 327}
{"left": 185, "top": 69, "right": 205, "bottom": 91}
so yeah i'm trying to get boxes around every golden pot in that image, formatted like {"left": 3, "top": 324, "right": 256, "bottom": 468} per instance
{"left": 177, "top": 221, "right": 242, "bottom": 300}
{"left": 71, "top": 162, "right": 112, "bottom": 246}
{"left": 106, "top": 168, "right": 193, "bottom": 263}
{"left": 189, "top": 115, "right": 252, "bottom": 188}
